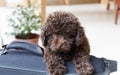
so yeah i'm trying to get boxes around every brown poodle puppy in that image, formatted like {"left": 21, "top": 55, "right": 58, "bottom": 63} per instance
{"left": 41, "top": 11, "right": 94, "bottom": 75}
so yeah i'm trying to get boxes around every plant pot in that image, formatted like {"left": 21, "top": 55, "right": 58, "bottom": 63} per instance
{"left": 15, "top": 33, "right": 39, "bottom": 45}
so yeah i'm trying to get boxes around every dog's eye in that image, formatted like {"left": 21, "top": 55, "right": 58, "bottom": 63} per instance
{"left": 68, "top": 34, "right": 75, "bottom": 39}
{"left": 47, "top": 35, "right": 52, "bottom": 39}
{"left": 64, "top": 31, "right": 75, "bottom": 38}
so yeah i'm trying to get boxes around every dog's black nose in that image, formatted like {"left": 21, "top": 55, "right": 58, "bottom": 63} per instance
{"left": 57, "top": 51, "right": 68, "bottom": 56}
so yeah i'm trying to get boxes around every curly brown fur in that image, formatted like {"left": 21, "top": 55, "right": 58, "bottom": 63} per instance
{"left": 41, "top": 11, "right": 94, "bottom": 75}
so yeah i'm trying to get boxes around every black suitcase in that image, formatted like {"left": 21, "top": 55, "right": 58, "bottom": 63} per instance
{"left": 0, "top": 41, "right": 117, "bottom": 75}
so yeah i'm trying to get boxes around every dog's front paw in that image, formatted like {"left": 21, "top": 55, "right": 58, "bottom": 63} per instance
{"left": 73, "top": 54, "right": 94, "bottom": 75}
{"left": 48, "top": 65, "right": 67, "bottom": 75}
{"left": 75, "top": 62, "right": 94, "bottom": 75}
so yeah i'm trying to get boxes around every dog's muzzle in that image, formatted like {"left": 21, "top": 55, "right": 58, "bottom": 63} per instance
{"left": 49, "top": 35, "right": 72, "bottom": 52}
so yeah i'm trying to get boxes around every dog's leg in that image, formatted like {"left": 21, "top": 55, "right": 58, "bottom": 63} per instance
{"left": 44, "top": 52, "right": 67, "bottom": 75}
{"left": 72, "top": 51, "right": 94, "bottom": 75}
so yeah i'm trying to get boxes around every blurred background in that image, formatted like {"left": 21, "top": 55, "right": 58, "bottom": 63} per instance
{"left": 0, "top": 0, "right": 120, "bottom": 75}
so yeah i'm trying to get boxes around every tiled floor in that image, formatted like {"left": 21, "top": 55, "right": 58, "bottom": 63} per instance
{"left": 0, "top": 4, "right": 120, "bottom": 75}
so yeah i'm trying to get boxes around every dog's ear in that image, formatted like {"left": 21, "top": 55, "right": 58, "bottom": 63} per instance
{"left": 41, "top": 30, "right": 48, "bottom": 46}
{"left": 75, "top": 27, "right": 84, "bottom": 46}
{"left": 75, "top": 27, "right": 90, "bottom": 54}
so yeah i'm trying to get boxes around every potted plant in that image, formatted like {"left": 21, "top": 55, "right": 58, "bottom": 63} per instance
{"left": 8, "top": 1, "right": 41, "bottom": 44}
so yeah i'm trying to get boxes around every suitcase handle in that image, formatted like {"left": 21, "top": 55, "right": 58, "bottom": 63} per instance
{"left": 1, "top": 41, "right": 44, "bottom": 56}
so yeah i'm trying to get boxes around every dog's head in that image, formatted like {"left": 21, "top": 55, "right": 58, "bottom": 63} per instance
{"left": 41, "top": 11, "right": 84, "bottom": 52}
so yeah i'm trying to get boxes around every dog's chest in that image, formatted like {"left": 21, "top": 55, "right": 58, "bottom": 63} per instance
{"left": 58, "top": 50, "right": 75, "bottom": 61}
